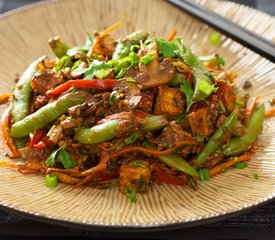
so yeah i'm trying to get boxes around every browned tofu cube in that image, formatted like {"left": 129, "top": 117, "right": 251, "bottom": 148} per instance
{"left": 119, "top": 160, "right": 151, "bottom": 193}
{"left": 154, "top": 86, "right": 185, "bottom": 116}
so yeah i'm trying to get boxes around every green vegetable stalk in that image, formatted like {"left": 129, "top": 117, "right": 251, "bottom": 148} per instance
{"left": 195, "top": 110, "right": 239, "bottom": 167}
{"left": 158, "top": 153, "right": 199, "bottom": 177}
{"left": 11, "top": 91, "right": 91, "bottom": 138}
{"left": 224, "top": 104, "right": 265, "bottom": 156}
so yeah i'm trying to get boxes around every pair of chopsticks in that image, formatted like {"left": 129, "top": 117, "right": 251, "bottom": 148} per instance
{"left": 168, "top": 0, "right": 275, "bottom": 62}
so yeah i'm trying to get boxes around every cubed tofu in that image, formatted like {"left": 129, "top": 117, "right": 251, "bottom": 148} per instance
{"left": 137, "top": 89, "right": 155, "bottom": 113}
{"left": 154, "top": 86, "right": 185, "bottom": 116}
{"left": 186, "top": 107, "right": 214, "bottom": 138}
{"left": 119, "top": 160, "right": 151, "bottom": 193}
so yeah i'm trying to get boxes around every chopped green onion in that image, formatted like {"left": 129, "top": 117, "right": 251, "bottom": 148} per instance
{"left": 140, "top": 55, "right": 153, "bottom": 64}
{"left": 71, "top": 59, "right": 81, "bottom": 72}
{"left": 116, "top": 68, "right": 127, "bottom": 78}
{"left": 234, "top": 162, "right": 247, "bottom": 169}
{"left": 130, "top": 44, "right": 140, "bottom": 52}
{"left": 119, "top": 56, "right": 132, "bottom": 68}
{"left": 95, "top": 68, "right": 112, "bottom": 79}
{"left": 197, "top": 79, "right": 217, "bottom": 96}
{"left": 198, "top": 168, "right": 210, "bottom": 181}
{"left": 46, "top": 174, "right": 58, "bottom": 187}
{"left": 125, "top": 187, "right": 137, "bottom": 202}
{"left": 125, "top": 77, "right": 136, "bottom": 83}
{"left": 209, "top": 32, "right": 221, "bottom": 46}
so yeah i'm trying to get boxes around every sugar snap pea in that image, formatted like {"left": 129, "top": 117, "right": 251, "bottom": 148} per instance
{"left": 75, "top": 120, "right": 120, "bottom": 144}
{"left": 48, "top": 36, "right": 70, "bottom": 58}
{"left": 195, "top": 110, "right": 238, "bottom": 167}
{"left": 224, "top": 103, "right": 265, "bottom": 156}
{"left": 11, "top": 57, "right": 45, "bottom": 148}
{"left": 74, "top": 115, "right": 168, "bottom": 145}
{"left": 11, "top": 57, "right": 44, "bottom": 123}
{"left": 11, "top": 91, "right": 90, "bottom": 138}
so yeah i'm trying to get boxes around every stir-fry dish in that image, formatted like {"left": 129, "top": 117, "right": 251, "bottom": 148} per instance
{"left": 1, "top": 23, "right": 272, "bottom": 202}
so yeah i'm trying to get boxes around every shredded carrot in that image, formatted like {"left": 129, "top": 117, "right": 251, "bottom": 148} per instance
{"left": 265, "top": 108, "right": 275, "bottom": 118}
{"left": 245, "top": 96, "right": 259, "bottom": 124}
{"left": 0, "top": 161, "right": 18, "bottom": 169}
{"left": 51, "top": 171, "right": 80, "bottom": 185}
{"left": 110, "top": 140, "right": 196, "bottom": 159}
{"left": 18, "top": 162, "right": 45, "bottom": 174}
{"left": 209, "top": 154, "right": 252, "bottom": 177}
{"left": 74, "top": 175, "right": 93, "bottom": 187}
{"left": 46, "top": 167, "right": 80, "bottom": 176}
{"left": 0, "top": 93, "right": 12, "bottom": 105}
{"left": 167, "top": 28, "right": 177, "bottom": 41}
{"left": 98, "top": 137, "right": 124, "bottom": 151}
{"left": 0, "top": 104, "right": 18, "bottom": 158}
{"left": 74, "top": 155, "right": 110, "bottom": 187}
{"left": 100, "top": 22, "right": 123, "bottom": 38}
{"left": 76, "top": 153, "right": 110, "bottom": 177}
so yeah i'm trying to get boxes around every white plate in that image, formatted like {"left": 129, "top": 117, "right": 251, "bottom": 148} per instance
{"left": 0, "top": 0, "right": 274, "bottom": 230}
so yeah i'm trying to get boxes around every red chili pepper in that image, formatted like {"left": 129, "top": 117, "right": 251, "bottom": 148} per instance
{"left": 92, "top": 171, "right": 117, "bottom": 182}
{"left": 33, "top": 141, "right": 46, "bottom": 149}
{"left": 185, "top": 71, "right": 193, "bottom": 87}
{"left": 46, "top": 79, "right": 117, "bottom": 96}
{"left": 28, "top": 129, "right": 46, "bottom": 147}
{"left": 152, "top": 169, "right": 187, "bottom": 186}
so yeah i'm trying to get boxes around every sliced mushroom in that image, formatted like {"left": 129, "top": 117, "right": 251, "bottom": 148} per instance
{"left": 134, "top": 43, "right": 175, "bottom": 89}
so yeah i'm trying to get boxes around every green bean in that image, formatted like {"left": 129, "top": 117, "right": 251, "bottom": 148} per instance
{"left": 11, "top": 91, "right": 90, "bottom": 138}
{"left": 142, "top": 115, "right": 168, "bottom": 132}
{"left": 11, "top": 57, "right": 44, "bottom": 148}
{"left": 11, "top": 57, "right": 44, "bottom": 123}
{"left": 75, "top": 120, "right": 120, "bottom": 144}
{"left": 158, "top": 153, "right": 199, "bottom": 177}
{"left": 195, "top": 110, "right": 238, "bottom": 167}
{"left": 224, "top": 104, "right": 265, "bottom": 156}
{"left": 48, "top": 36, "right": 70, "bottom": 58}
{"left": 74, "top": 115, "right": 168, "bottom": 144}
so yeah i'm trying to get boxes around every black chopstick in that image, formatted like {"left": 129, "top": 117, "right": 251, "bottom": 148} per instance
{"left": 167, "top": 0, "right": 275, "bottom": 62}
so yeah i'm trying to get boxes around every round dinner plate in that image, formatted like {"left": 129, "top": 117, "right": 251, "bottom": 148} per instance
{"left": 0, "top": 0, "right": 274, "bottom": 231}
